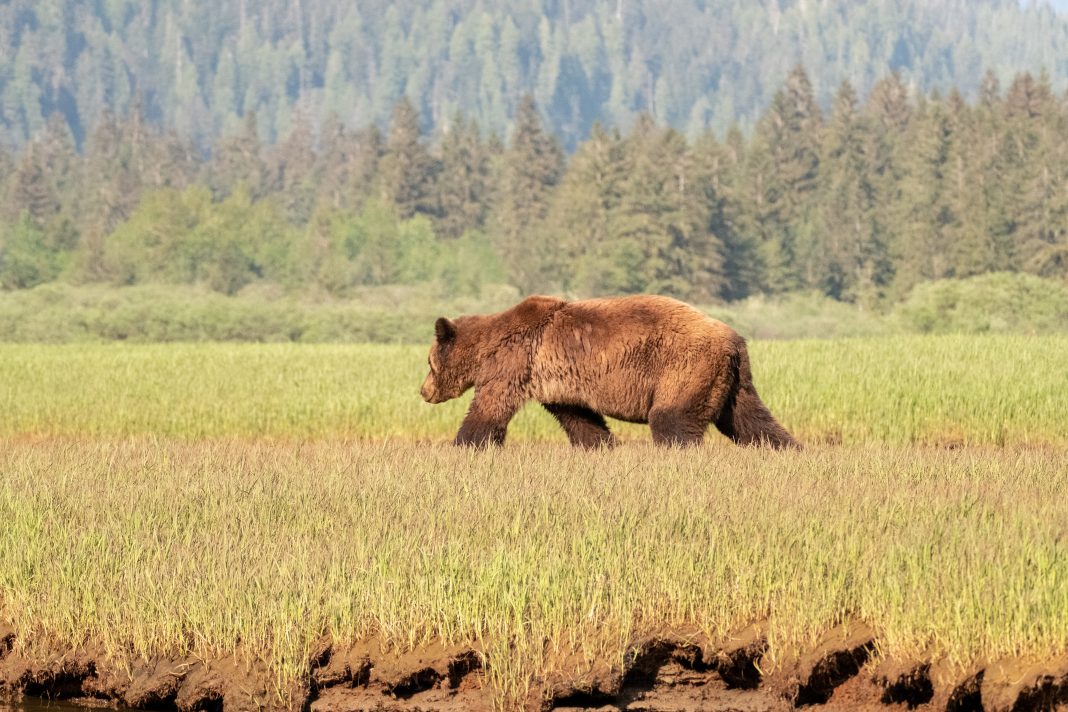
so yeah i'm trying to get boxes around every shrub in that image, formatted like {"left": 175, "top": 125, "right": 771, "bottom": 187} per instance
{"left": 893, "top": 272, "right": 1068, "bottom": 334}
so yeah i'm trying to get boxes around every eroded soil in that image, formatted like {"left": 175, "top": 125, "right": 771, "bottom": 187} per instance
{"left": 2, "top": 623, "right": 1066, "bottom": 712}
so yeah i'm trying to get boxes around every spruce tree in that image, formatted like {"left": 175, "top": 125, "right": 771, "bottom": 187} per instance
{"left": 814, "top": 81, "right": 886, "bottom": 303}
{"left": 891, "top": 94, "right": 955, "bottom": 297}
{"left": 10, "top": 141, "right": 60, "bottom": 227}
{"left": 1003, "top": 72, "right": 1066, "bottom": 278}
{"left": 272, "top": 111, "right": 318, "bottom": 222}
{"left": 490, "top": 95, "right": 564, "bottom": 292}
{"left": 79, "top": 112, "right": 141, "bottom": 238}
{"left": 315, "top": 113, "right": 353, "bottom": 211}
{"left": 660, "top": 127, "right": 728, "bottom": 301}
{"left": 604, "top": 115, "right": 725, "bottom": 299}
{"left": 39, "top": 113, "right": 77, "bottom": 212}
{"left": 0, "top": 144, "right": 12, "bottom": 217}
{"left": 866, "top": 72, "right": 911, "bottom": 134}
{"left": 548, "top": 122, "right": 628, "bottom": 294}
{"left": 351, "top": 125, "right": 385, "bottom": 207}
{"left": 750, "top": 65, "right": 822, "bottom": 292}
{"left": 209, "top": 111, "right": 268, "bottom": 200}
{"left": 942, "top": 88, "right": 998, "bottom": 279}
{"left": 435, "top": 113, "right": 491, "bottom": 240}
{"left": 378, "top": 97, "right": 437, "bottom": 220}
{"left": 699, "top": 125, "right": 762, "bottom": 300}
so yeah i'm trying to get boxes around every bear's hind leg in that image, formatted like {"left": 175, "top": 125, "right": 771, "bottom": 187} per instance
{"left": 649, "top": 406, "right": 709, "bottom": 447}
{"left": 543, "top": 404, "right": 616, "bottom": 448}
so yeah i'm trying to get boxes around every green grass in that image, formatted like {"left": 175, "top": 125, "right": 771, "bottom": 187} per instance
{"left": 1, "top": 439, "right": 1065, "bottom": 706}
{"left": 1, "top": 335, "right": 1066, "bottom": 708}
{"left": 1, "top": 335, "right": 1066, "bottom": 445}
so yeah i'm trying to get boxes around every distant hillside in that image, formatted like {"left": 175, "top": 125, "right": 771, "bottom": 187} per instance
{"left": 2, "top": 0, "right": 1068, "bottom": 149}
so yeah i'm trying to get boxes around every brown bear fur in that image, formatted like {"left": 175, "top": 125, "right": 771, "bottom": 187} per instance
{"left": 420, "top": 294, "right": 799, "bottom": 448}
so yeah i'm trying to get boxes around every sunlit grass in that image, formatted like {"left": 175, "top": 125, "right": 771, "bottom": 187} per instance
{"left": 1, "top": 336, "right": 1066, "bottom": 707}
{"left": 0, "top": 439, "right": 1065, "bottom": 707}
{"left": 0, "top": 335, "right": 1065, "bottom": 445}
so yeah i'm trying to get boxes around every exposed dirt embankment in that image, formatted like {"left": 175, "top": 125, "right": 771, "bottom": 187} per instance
{"left": 2, "top": 623, "right": 1066, "bottom": 712}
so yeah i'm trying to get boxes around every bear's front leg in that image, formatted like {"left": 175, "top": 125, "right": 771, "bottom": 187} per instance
{"left": 454, "top": 384, "right": 523, "bottom": 447}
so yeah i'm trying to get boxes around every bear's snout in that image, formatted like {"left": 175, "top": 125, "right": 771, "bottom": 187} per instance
{"left": 421, "top": 375, "right": 439, "bottom": 403}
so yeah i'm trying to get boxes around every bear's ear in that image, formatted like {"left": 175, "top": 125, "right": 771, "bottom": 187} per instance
{"left": 434, "top": 317, "right": 457, "bottom": 343}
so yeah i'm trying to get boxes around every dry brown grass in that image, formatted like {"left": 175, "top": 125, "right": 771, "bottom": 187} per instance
{"left": 1, "top": 437, "right": 1065, "bottom": 706}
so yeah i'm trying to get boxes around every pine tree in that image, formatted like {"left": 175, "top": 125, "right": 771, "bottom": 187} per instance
{"left": 10, "top": 141, "right": 60, "bottom": 227}
{"left": 490, "top": 95, "right": 564, "bottom": 292}
{"left": 941, "top": 88, "right": 998, "bottom": 279}
{"left": 79, "top": 112, "right": 141, "bottom": 236}
{"left": 813, "top": 81, "right": 886, "bottom": 303}
{"left": 122, "top": 97, "right": 195, "bottom": 192}
{"left": 979, "top": 69, "right": 1001, "bottom": 112}
{"left": 603, "top": 115, "right": 725, "bottom": 299}
{"left": 548, "top": 122, "right": 628, "bottom": 294}
{"left": 1002, "top": 72, "right": 1067, "bottom": 278}
{"left": 38, "top": 113, "right": 77, "bottom": 212}
{"left": 669, "top": 128, "right": 729, "bottom": 300}
{"left": 315, "top": 113, "right": 353, "bottom": 211}
{"left": 210, "top": 111, "right": 268, "bottom": 200}
{"left": 272, "top": 111, "right": 318, "bottom": 222}
{"left": 891, "top": 94, "right": 956, "bottom": 297}
{"left": 0, "top": 144, "right": 13, "bottom": 215}
{"left": 866, "top": 72, "right": 911, "bottom": 134}
{"left": 378, "top": 97, "right": 437, "bottom": 220}
{"left": 349, "top": 125, "right": 384, "bottom": 207}
{"left": 750, "top": 65, "right": 822, "bottom": 292}
{"left": 698, "top": 125, "right": 762, "bottom": 300}
{"left": 434, "top": 113, "right": 491, "bottom": 240}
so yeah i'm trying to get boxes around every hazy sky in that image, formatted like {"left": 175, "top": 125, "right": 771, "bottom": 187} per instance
{"left": 1024, "top": 0, "right": 1068, "bottom": 10}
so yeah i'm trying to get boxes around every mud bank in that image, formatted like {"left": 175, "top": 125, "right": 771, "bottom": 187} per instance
{"left": 2, "top": 624, "right": 1066, "bottom": 712}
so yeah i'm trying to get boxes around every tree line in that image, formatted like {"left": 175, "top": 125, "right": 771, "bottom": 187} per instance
{"left": 3, "top": 0, "right": 1068, "bottom": 151}
{"left": 1, "top": 67, "right": 1067, "bottom": 305}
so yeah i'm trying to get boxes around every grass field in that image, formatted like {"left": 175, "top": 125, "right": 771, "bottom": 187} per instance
{"left": 0, "top": 336, "right": 1066, "bottom": 708}
{"left": 1, "top": 335, "right": 1066, "bottom": 445}
{"left": 2, "top": 439, "right": 1066, "bottom": 705}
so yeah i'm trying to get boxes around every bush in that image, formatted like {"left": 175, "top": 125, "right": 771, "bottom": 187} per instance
{"left": 0, "top": 283, "right": 521, "bottom": 344}
{"left": 703, "top": 292, "right": 896, "bottom": 340}
{"left": 893, "top": 272, "right": 1068, "bottom": 334}
{"left": 3, "top": 275, "right": 1067, "bottom": 343}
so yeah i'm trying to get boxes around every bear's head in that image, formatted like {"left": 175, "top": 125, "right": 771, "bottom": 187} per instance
{"left": 421, "top": 316, "right": 477, "bottom": 403}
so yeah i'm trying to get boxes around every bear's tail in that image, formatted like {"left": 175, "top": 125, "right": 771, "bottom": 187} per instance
{"left": 714, "top": 340, "right": 800, "bottom": 450}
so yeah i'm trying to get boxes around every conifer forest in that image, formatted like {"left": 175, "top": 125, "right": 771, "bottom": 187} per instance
{"left": 1, "top": 0, "right": 1067, "bottom": 319}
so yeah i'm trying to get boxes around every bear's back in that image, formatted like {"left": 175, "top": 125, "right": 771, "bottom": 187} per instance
{"left": 528, "top": 295, "right": 740, "bottom": 422}
{"left": 558, "top": 295, "right": 734, "bottom": 341}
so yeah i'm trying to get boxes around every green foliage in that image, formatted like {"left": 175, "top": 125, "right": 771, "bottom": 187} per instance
{"left": 3, "top": 63, "right": 1068, "bottom": 313}
{"left": 3, "top": 1, "right": 1068, "bottom": 149}
{"left": 893, "top": 272, "right": 1068, "bottom": 334}
{"left": 309, "top": 200, "right": 456, "bottom": 293}
{"left": 3, "top": 276, "right": 1067, "bottom": 344}
{"left": 0, "top": 214, "right": 70, "bottom": 289}
{"left": 0, "top": 283, "right": 523, "bottom": 344}
{"left": 101, "top": 187, "right": 300, "bottom": 294}
{"left": 706, "top": 292, "right": 898, "bottom": 341}
{"left": 431, "top": 230, "right": 506, "bottom": 297}
{"left": 377, "top": 98, "right": 438, "bottom": 220}
{"left": 491, "top": 96, "right": 565, "bottom": 292}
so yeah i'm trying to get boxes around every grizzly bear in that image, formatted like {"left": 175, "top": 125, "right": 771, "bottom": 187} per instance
{"left": 420, "top": 294, "right": 799, "bottom": 449}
